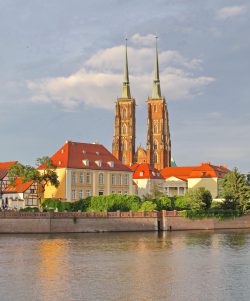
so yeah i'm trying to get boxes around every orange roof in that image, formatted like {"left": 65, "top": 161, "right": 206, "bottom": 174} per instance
{"left": 38, "top": 141, "right": 132, "bottom": 172}
{"left": 0, "top": 161, "right": 17, "bottom": 170}
{"left": 130, "top": 163, "right": 163, "bottom": 179}
{"left": 4, "top": 178, "right": 34, "bottom": 193}
{"left": 161, "top": 163, "right": 229, "bottom": 180}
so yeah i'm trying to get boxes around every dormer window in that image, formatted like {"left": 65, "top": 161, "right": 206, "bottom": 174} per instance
{"left": 58, "top": 161, "right": 62, "bottom": 166}
{"left": 201, "top": 172, "right": 206, "bottom": 176}
{"left": 108, "top": 161, "right": 114, "bottom": 168}
{"left": 139, "top": 171, "right": 144, "bottom": 177}
{"left": 61, "top": 149, "right": 64, "bottom": 154}
{"left": 82, "top": 159, "right": 89, "bottom": 166}
{"left": 96, "top": 151, "right": 100, "bottom": 156}
{"left": 95, "top": 160, "right": 102, "bottom": 167}
{"left": 82, "top": 150, "right": 86, "bottom": 154}
{"left": 152, "top": 172, "right": 156, "bottom": 176}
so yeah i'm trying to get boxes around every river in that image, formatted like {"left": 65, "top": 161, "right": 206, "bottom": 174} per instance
{"left": 0, "top": 230, "right": 250, "bottom": 301}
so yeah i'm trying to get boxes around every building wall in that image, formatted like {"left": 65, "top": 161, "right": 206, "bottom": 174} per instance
{"left": 133, "top": 178, "right": 164, "bottom": 196}
{"left": 188, "top": 178, "right": 219, "bottom": 198}
{"left": 44, "top": 168, "right": 133, "bottom": 201}
{"left": 43, "top": 168, "right": 66, "bottom": 200}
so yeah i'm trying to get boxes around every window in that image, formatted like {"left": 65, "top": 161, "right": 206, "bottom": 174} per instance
{"left": 153, "top": 152, "right": 158, "bottom": 164}
{"left": 122, "top": 141, "right": 127, "bottom": 151}
{"left": 118, "top": 191, "right": 122, "bottom": 195}
{"left": 72, "top": 189, "right": 76, "bottom": 200}
{"left": 122, "top": 154, "right": 126, "bottom": 164}
{"left": 99, "top": 173, "right": 104, "bottom": 185}
{"left": 122, "top": 108, "right": 127, "bottom": 119}
{"left": 122, "top": 124, "right": 127, "bottom": 135}
{"left": 124, "top": 174, "right": 129, "bottom": 185}
{"left": 72, "top": 172, "right": 76, "bottom": 185}
{"left": 79, "top": 189, "right": 83, "bottom": 199}
{"left": 153, "top": 140, "right": 158, "bottom": 150}
{"left": 153, "top": 104, "right": 157, "bottom": 112}
{"left": 99, "top": 191, "right": 104, "bottom": 196}
{"left": 139, "top": 171, "right": 144, "bottom": 177}
{"left": 118, "top": 175, "right": 122, "bottom": 185}
{"left": 124, "top": 191, "right": 128, "bottom": 195}
{"left": 79, "top": 172, "right": 84, "bottom": 184}
{"left": 86, "top": 173, "right": 91, "bottom": 184}
{"left": 86, "top": 189, "right": 91, "bottom": 197}
{"left": 153, "top": 122, "right": 158, "bottom": 134}
{"left": 111, "top": 174, "right": 116, "bottom": 185}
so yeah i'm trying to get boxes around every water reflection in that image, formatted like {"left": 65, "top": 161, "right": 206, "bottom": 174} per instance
{"left": 0, "top": 230, "right": 250, "bottom": 301}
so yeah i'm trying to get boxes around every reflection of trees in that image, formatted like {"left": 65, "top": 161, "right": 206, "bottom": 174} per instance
{"left": 184, "top": 231, "right": 214, "bottom": 247}
{"left": 223, "top": 231, "right": 248, "bottom": 249}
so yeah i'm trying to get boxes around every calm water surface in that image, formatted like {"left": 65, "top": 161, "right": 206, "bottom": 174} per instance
{"left": 0, "top": 230, "right": 250, "bottom": 301}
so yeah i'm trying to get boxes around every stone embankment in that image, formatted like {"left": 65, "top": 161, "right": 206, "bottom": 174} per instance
{"left": 0, "top": 211, "right": 250, "bottom": 233}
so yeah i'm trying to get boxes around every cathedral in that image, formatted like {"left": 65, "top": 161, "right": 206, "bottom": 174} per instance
{"left": 112, "top": 39, "right": 171, "bottom": 171}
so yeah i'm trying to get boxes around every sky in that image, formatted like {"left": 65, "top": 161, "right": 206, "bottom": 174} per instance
{"left": 0, "top": 0, "right": 249, "bottom": 172}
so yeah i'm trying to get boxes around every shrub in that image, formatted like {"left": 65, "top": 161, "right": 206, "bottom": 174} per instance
{"left": 185, "top": 188, "right": 212, "bottom": 211}
{"left": 139, "top": 201, "right": 157, "bottom": 212}
{"left": 174, "top": 196, "right": 190, "bottom": 210}
{"left": 155, "top": 196, "right": 173, "bottom": 211}
{"left": 41, "top": 198, "right": 72, "bottom": 212}
{"left": 20, "top": 207, "right": 40, "bottom": 212}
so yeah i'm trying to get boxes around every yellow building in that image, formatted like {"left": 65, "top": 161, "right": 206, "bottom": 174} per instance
{"left": 39, "top": 141, "right": 133, "bottom": 202}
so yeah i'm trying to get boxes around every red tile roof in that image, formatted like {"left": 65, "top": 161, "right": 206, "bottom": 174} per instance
{"left": 130, "top": 163, "right": 163, "bottom": 179}
{"left": 38, "top": 141, "right": 132, "bottom": 172}
{"left": 0, "top": 161, "right": 17, "bottom": 170}
{"left": 0, "top": 161, "right": 18, "bottom": 180}
{"left": 3, "top": 178, "right": 33, "bottom": 193}
{"left": 161, "top": 163, "right": 229, "bottom": 180}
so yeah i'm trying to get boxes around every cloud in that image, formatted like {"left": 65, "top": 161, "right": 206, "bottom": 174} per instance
{"left": 130, "top": 33, "right": 156, "bottom": 46}
{"left": 216, "top": 5, "right": 248, "bottom": 20}
{"left": 27, "top": 44, "right": 215, "bottom": 110}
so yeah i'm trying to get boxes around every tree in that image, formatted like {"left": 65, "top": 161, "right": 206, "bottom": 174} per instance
{"left": 8, "top": 157, "right": 59, "bottom": 200}
{"left": 221, "top": 168, "right": 250, "bottom": 213}
{"left": 142, "top": 181, "right": 164, "bottom": 201}
{"left": 185, "top": 187, "right": 212, "bottom": 211}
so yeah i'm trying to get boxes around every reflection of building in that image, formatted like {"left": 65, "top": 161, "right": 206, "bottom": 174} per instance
{"left": 161, "top": 163, "right": 229, "bottom": 198}
{"left": 39, "top": 141, "right": 133, "bottom": 201}
{"left": 2, "top": 178, "right": 39, "bottom": 209}
{"left": 112, "top": 38, "right": 171, "bottom": 170}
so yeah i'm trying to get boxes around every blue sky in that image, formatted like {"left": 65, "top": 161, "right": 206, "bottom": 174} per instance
{"left": 0, "top": 0, "right": 249, "bottom": 172}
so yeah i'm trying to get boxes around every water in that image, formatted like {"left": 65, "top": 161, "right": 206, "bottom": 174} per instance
{"left": 0, "top": 230, "right": 250, "bottom": 301}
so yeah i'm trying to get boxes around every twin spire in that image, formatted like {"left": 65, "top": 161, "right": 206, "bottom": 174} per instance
{"left": 121, "top": 36, "right": 161, "bottom": 99}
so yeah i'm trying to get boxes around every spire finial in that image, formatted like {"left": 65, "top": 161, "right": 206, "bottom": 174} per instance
{"left": 122, "top": 37, "right": 131, "bottom": 98}
{"left": 152, "top": 35, "right": 161, "bottom": 99}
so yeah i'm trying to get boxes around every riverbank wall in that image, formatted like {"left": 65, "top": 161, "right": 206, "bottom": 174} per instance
{"left": 0, "top": 211, "right": 250, "bottom": 233}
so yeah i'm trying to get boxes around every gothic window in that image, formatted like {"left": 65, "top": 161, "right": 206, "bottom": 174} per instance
{"left": 122, "top": 124, "right": 127, "bottom": 135}
{"left": 122, "top": 154, "right": 126, "bottom": 164}
{"left": 153, "top": 105, "right": 157, "bottom": 112}
{"left": 153, "top": 121, "right": 158, "bottom": 134}
{"left": 153, "top": 152, "right": 158, "bottom": 163}
{"left": 153, "top": 140, "right": 158, "bottom": 150}
{"left": 122, "top": 141, "right": 127, "bottom": 151}
{"left": 122, "top": 108, "right": 127, "bottom": 119}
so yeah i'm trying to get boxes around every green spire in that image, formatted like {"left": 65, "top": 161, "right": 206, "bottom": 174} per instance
{"left": 152, "top": 36, "right": 161, "bottom": 99}
{"left": 122, "top": 38, "right": 131, "bottom": 98}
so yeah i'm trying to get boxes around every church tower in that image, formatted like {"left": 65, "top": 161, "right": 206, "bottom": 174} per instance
{"left": 112, "top": 40, "right": 136, "bottom": 165}
{"left": 146, "top": 37, "right": 171, "bottom": 170}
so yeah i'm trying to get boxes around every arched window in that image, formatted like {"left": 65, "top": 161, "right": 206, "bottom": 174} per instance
{"left": 99, "top": 173, "right": 104, "bottom": 185}
{"left": 153, "top": 152, "right": 158, "bottom": 163}
{"left": 122, "top": 124, "right": 127, "bottom": 135}
{"left": 153, "top": 140, "right": 158, "bottom": 150}
{"left": 122, "top": 108, "right": 127, "bottom": 119}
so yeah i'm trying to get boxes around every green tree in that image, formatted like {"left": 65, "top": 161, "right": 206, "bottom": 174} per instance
{"left": 8, "top": 157, "right": 59, "bottom": 200}
{"left": 155, "top": 196, "right": 173, "bottom": 211}
{"left": 221, "top": 168, "right": 250, "bottom": 213}
{"left": 185, "top": 187, "right": 212, "bottom": 211}
{"left": 174, "top": 196, "right": 190, "bottom": 210}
